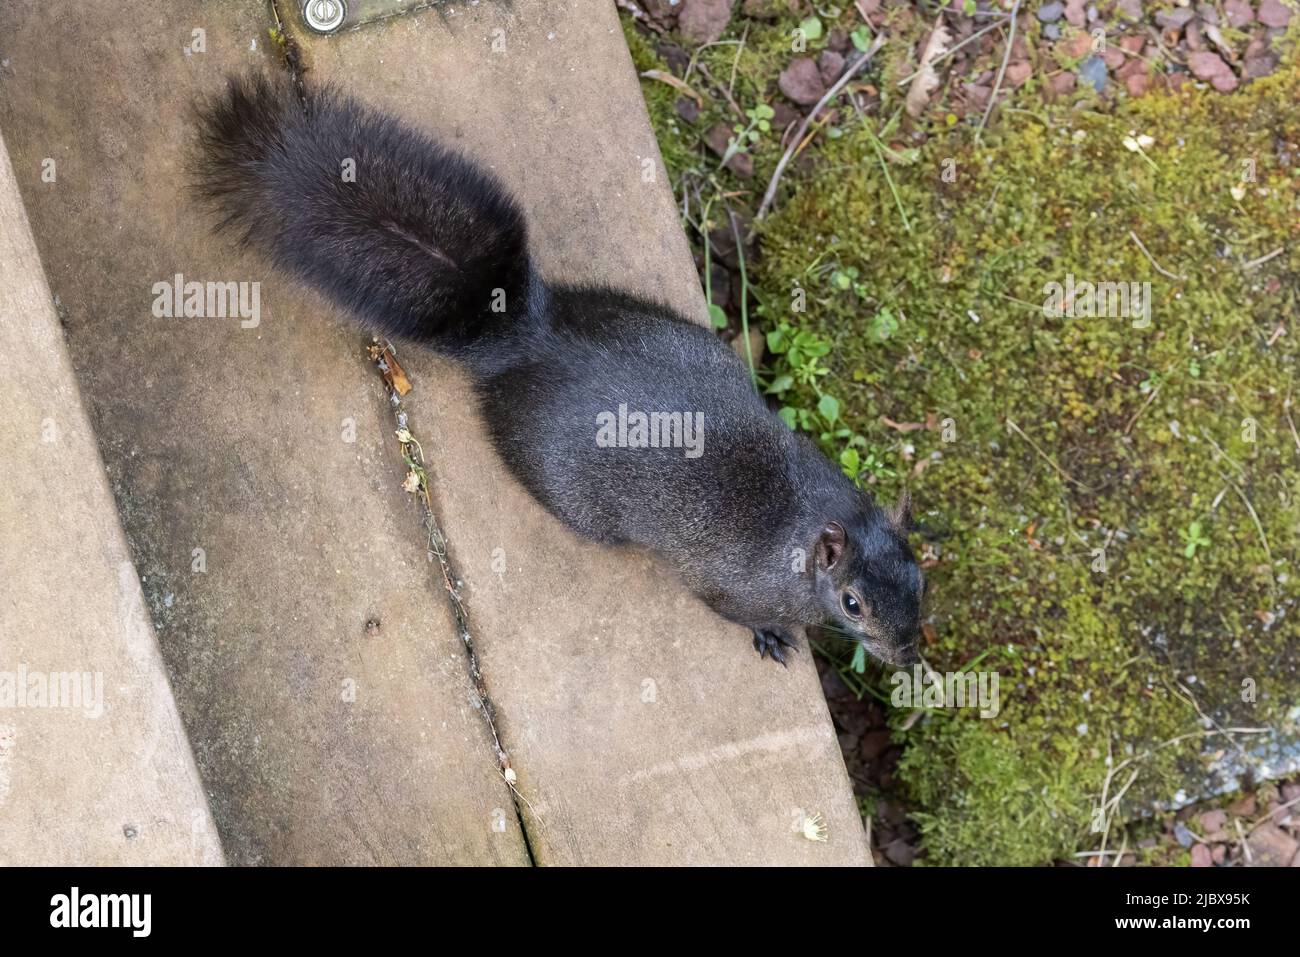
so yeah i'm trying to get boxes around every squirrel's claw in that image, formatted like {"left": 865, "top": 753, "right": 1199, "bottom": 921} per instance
{"left": 752, "top": 628, "right": 798, "bottom": 667}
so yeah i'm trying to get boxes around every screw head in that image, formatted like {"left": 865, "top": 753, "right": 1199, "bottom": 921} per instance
{"left": 304, "top": 0, "right": 346, "bottom": 33}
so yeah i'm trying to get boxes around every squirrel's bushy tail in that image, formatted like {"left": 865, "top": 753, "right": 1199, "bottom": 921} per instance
{"left": 192, "top": 72, "right": 532, "bottom": 348}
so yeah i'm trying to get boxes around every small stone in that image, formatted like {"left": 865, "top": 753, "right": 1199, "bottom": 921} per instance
{"left": 1063, "top": 32, "right": 1094, "bottom": 59}
{"left": 1155, "top": 8, "right": 1196, "bottom": 30}
{"left": 1006, "top": 60, "right": 1033, "bottom": 87}
{"left": 702, "top": 122, "right": 755, "bottom": 177}
{"left": 1123, "top": 72, "right": 1154, "bottom": 97}
{"left": 778, "top": 56, "right": 827, "bottom": 106}
{"left": 1212, "top": 844, "right": 1227, "bottom": 864}
{"left": 1186, "top": 22, "right": 1205, "bottom": 50}
{"left": 679, "top": 0, "right": 735, "bottom": 45}
{"left": 1174, "top": 820, "right": 1195, "bottom": 848}
{"left": 1120, "top": 34, "right": 1146, "bottom": 54}
{"left": 818, "top": 50, "right": 846, "bottom": 87}
{"left": 657, "top": 41, "right": 691, "bottom": 75}
{"left": 1116, "top": 0, "right": 1143, "bottom": 19}
{"left": 1188, "top": 49, "right": 1237, "bottom": 86}
{"left": 826, "top": 27, "right": 850, "bottom": 53}
{"left": 770, "top": 101, "right": 800, "bottom": 129}
{"left": 1245, "top": 823, "right": 1299, "bottom": 866}
{"left": 726, "top": 152, "right": 753, "bottom": 178}
{"left": 1118, "top": 55, "right": 1146, "bottom": 79}
{"left": 1065, "top": 0, "right": 1087, "bottom": 26}
{"left": 1258, "top": 0, "right": 1293, "bottom": 28}
{"left": 1050, "top": 71, "right": 1077, "bottom": 95}
{"left": 882, "top": 838, "right": 916, "bottom": 866}
{"left": 963, "top": 82, "right": 991, "bottom": 110}
{"left": 644, "top": 0, "right": 683, "bottom": 23}
{"left": 1044, "top": 23, "right": 1062, "bottom": 40}
{"left": 1196, "top": 2, "right": 1220, "bottom": 24}
{"left": 1227, "top": 793, "right": 1257, "bottom": 817}
{"left": 1199, "top": 809, "right": 1228, "bottom": 833}
{"left": 1078, "top": 55, "right": 1108, "bottom": 92}
{"left": 1190, "top": 843, "right": 1213, "bottom": 867}
{"left": 1224, "top": 0, "right": 1255, "bottom": 27}
{"left": 1244, "top": 53, "right": 1278, "bottom": 79}
{"left": 1038, "top": 2, "right": 1066, "bottom": 23}
{"left": 877, "top": 798, "right": 906, "bottom": 826}
{"left": 1103, "top": 47, "right": 1125, "bottom": 69}
{"left": 675, "top": 96, "right": 700, "bottom": 124}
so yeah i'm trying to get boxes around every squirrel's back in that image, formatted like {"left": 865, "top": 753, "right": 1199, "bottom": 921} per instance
{"left": 474, "top": 284, "right": 850, "bottom": 602}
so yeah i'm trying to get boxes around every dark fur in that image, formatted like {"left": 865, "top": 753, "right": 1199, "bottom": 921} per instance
{"left": 192, "top": 72, "right": 924, "bottom": 667}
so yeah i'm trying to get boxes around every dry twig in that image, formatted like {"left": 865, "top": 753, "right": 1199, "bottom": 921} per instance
{"left": 753, "top": 33, "right": 887, "bottom": 231}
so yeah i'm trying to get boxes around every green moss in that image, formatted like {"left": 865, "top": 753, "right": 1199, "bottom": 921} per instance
{"left": 758, "top": 65, "right": 1300, "bottom": 864}
{"left": 627, "top": 8, "right": 1300, "bottom": 863}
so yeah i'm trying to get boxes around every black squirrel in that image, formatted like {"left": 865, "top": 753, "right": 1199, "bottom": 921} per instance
{"left": 192, "top": 72, "right": 924, "bottom": 667}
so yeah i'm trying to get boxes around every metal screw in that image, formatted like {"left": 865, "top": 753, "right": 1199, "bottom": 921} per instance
{"left": 304, "top": 0, "right": 347, "bottom": 33}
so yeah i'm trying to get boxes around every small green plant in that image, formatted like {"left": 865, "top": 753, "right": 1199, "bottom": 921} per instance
{"left": 764, "top": 319, "right": 894, "bottom": 484}
{"left": 828, "top": 266, "right": 901, "bottom": 342}
{"left": 869, "top": 307, "right": 900, "bottom": 342}
{"left": 721, "top": 103, "right": 776, "bottom": 168}
{"left": 798, "top": 16, "right": 824, "bottom": 43}
{"left": 1179, "top": 521, "right": 1211, "bottom": 559}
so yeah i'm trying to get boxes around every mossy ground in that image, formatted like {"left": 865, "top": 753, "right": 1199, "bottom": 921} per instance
{"left": 625, "top": 10, "right": 1300, "bottom": 865}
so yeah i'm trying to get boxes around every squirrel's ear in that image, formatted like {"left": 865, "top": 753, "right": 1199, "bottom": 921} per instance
{"left": 816, "top": 522, "right": 846, "bottom": 570}
{"left": 886, "top": 491, "right": 913, "bottom": 533}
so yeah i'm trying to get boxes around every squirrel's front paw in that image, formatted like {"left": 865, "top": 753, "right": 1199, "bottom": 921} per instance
{"left": 751, "top": 628, "right": 798, "bottom": 667}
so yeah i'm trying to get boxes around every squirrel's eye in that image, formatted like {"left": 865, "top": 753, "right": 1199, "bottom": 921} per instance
{"left": 841, "top": 592, "right": 863, "bottom": 618}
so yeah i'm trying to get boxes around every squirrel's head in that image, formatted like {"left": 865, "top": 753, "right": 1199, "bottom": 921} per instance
{"left": 811, "top": 492, "right": 924, "bottom": 667}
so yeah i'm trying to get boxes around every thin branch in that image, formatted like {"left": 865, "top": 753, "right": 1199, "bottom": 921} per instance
{"left": 1005, "top": 417, "right": 1088, "bottom": 490}
{"left": 1243, "top": 246, "right": 1284, "bottom": 269}
{"left": 697, "top": 61, "right": 745, "bottom": 120}
{"left": 975, "top": 0, "right": 1022, "bottom": 145}
{"left": 1129, "top": 229, "right": 1187, "bottom": 281}
{"left": 1284, "top": 392, "right": 1300, "bottom": 456}
{"left": 1123, "top": 384, "right": 1160, "bottom": 436}
{"left": 728, "top": 22, "right": 749, "bottom": 99}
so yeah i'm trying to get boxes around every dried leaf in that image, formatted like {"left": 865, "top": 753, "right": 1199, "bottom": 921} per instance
{"left": 880, "top": 415, "right": 929, "bottom": 432}
{"left": 379, "top": 346, "right": 413, "bottom": 396}
{"left": 904, "top": 16, "right": 951, "bottom": 119}
{"left": 639, "top": 69, "right": 704, "bottom": 106}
